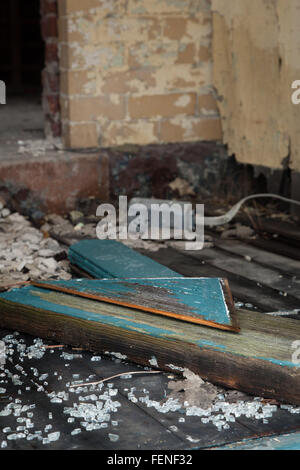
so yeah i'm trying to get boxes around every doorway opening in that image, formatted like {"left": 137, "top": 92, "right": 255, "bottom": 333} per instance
{"left": 0, "top": 0, "right": 60, "bottom": 160}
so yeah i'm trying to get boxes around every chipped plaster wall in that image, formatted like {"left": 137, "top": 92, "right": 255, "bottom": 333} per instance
{"left": 212, "top": 0, "right": 300, "bottom": 172}
{"left": 58, "top": 0, "right": 221, "bottom": 148}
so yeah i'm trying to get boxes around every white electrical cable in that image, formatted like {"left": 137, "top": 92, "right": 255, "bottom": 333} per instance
{"left": 204, "top": 193, "right": 300, "bottom": 227}
{"left": 130, "top": 194, "right": 300, "bottom": 228}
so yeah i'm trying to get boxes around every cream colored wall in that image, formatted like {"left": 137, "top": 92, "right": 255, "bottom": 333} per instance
{"left": 212, "top": 0, "right": 300, "bottom": 171}
{"left": 58, "top": 0, "right": 300, "bottom": 172}
{"left": 58, "top": 0, "right": 221, "bottom": 149}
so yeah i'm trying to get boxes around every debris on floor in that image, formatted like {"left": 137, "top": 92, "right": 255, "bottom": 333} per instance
{"left": 1, "top": 200, "right": 300, "bottom": 448}
{"left": 0, "top": 197, "right": 10, "bottom": 219}
{"left": 129, "top": 194, "right": 300, "bottom": 229}
{"left": 168, "top": 368, "right": 219, "bottom": 408}
{"left": 17, "top": 138, "right": 63, "bottom": 158}
{"left": 168, "top": 178, "right": 195, "bottom": 197}
{"left": 1, "top": 331, "right": 300, "bottom": 449}
{"left": 0, "top": 332, "right": 300, "bottom": 448}
{"left": 0, "top": 341, "right": 5, "bottom": 366}
{"left": 0, "top": 209, "right": 71, "bottom": 285}
{"left": 220, "top": 223, "right": 255, "bottom": 240}
{"left": 45, "top": 210, "right": 172, "bottom": 252}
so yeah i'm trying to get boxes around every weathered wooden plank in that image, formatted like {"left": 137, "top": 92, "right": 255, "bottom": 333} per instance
{"left": 32, "top": 278, "right": 239, "bottom": 332}
{"left": 255, "top": 219, "right": 300, "bottom": 244}
{"left": 215, "top": 431, "right": 300, "bottom": 450}
{"left": 246, "top": 237, "right": 300, "bottom": 262}
{"left": 213, "top": 240, "right": 300, "bottom": 278}
{"left": 0, "top": 285, "right": 300, "bottom": 404}
{"left": 182, "top": 247, "right": 300, "bottom": 300}
{"left": 68, "top": 239, "right": 181, "bottom": 279}
{"left": 142, "top": 247, "right": 300, "bottom": 313}
{"left": 205, "top": 223, "right": 300, "bottom": 261}
{"left": 67, "top": 238, "right": 300, "bottom": 311}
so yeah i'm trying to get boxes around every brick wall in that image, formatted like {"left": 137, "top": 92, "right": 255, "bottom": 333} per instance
{"left": 58, "top": 0, "right": 221, "bottom": 149}
{"left": 41, "top": 0, "right": 61, "bottom": 137}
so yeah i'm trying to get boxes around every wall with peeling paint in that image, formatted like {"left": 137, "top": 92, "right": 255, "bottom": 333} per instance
{"left": 58, "top": 0, "right": 221, "bottom": 148}
{"left": 57, "top": 0, "right": 300, "bottom": 179}
{"left": 212, "top": 0, "right": 300, "bottom": 173}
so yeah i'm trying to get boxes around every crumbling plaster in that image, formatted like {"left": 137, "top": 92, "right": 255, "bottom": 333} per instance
{"left": 212, "top": 0, "right": 300, "bottom": 172}
{"left": 57, "top": 0, "right": 221, "bottom": 148}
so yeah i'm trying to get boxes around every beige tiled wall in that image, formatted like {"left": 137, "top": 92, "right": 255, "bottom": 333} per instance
{"left": 58, "top": 0, "right": 221, "bottom": 148}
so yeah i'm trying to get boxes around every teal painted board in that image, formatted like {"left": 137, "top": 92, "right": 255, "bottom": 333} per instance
{"left": 1, "top": 286, "right": 300, "bottom": 403}
{"left": 68, "top": 239, "right": 181, "bottom": 279}
{"left": 0, "top": 285, "right": 297, "bottom": 366}
{"left": 0, "top": 285, "right": 237, "bottom": 346}
{"left": 215, "top": 432, "right": 300, "bottom": 450}
{"left": 33, "top": 277, "right": 239, "bottom": 332}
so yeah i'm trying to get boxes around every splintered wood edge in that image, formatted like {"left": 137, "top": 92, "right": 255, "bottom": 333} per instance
{"left": 69, "top": 264, "right": 94, "bottom": 279}
{"left": 220, "top": 278, "right": 240, "bottom": 333}
{"left": 0, "top": 280, "right": 31, "bottom": 291}
{"left": 31, "top": 279, "right": 240, "bottom": 333}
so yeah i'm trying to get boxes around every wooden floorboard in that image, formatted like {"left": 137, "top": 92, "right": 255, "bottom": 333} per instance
{"left": 0, "top": 332, "right": 187, "bottom": 449}
{"left": 213, "top": 240, "right": 300, "bottom": 278}
{"left": 0, "top": 330, "right": 258, "bottom": 450}
{"left": 179, "top": 246, "right": 300, "bottom": 302}
{"left": 240, "top": 237, "right": 300, "bottom": 262}
{"left": 1, "top": 327, "right": 300, "bottom": 450}
{"left": 140, "top": 247, "right": 300, "bottom": 313}
{"left": 214, "top": 430, "right": 300, "bottom": 450}
{"left": 1, "top": 285, "right": 300, "bottom": 404}
{"left": 1, "top": 234, "right": 300, "bottom": 449}
{"left": 255, "top": 219, "right": 300, "bottom": 244}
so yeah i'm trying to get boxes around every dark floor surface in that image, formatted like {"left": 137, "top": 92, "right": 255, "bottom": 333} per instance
{"left": 1, "top": 218, "right": 300, "bottom": 449}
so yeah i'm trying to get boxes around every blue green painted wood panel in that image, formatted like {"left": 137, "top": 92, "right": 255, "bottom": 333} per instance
{"left": 33, "top": 277, "right": 239, "bottom": 331}
{"left": 0, "top": 285, "right": 299, "bottom": 369}
{"left": 1, "top": 286, "right": 300, "bottom": 404}
{"left": 68, "top": 240, "right": 181, "bottom": 279}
